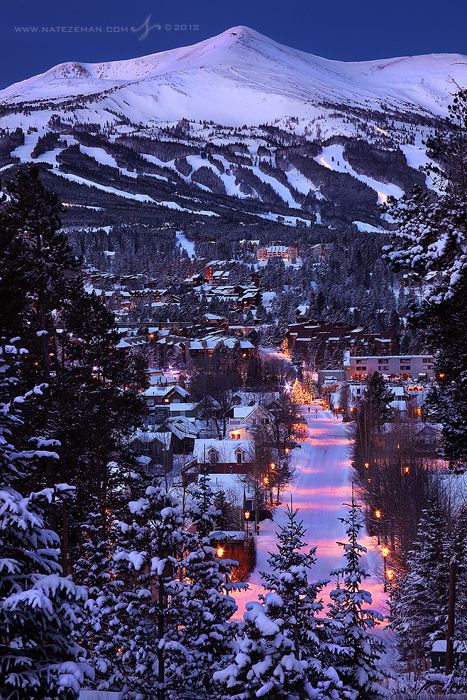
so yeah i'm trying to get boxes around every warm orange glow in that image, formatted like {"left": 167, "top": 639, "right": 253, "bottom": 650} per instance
{"left": 263, "top": 476, "right": 269, "bottom": 486}
{"left": 403, "top": 465, "right": 410, "bottom": 474}
{"left": 216, "top": 546, "right": 224, "bottom": 558}
{"left": 439, "top": 372, "right": 446, "bottom": 379}
{"left": 381, "top": 546, "right": 389, "bottom": 558}
{"left": 364, "top": 462, "right": 370, "bottom": 469}
{"left": 387, "top": 568, "right": 395, "bottom": 581}
{"left": 375, "top": 509, "right": 382, "bottom": 520}
{"left": 270, "top": 462, "right": 276, "bottom": 470}
{"left": 117, "top": 647, "right": 124, "bottom": 654}
{"left": 244, "top": 511, "right": 250, "bottom": 520}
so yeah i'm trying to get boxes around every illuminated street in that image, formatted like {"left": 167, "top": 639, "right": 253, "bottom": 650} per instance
{"left": 235, "top": 406, "right": 387, "bottom": 617}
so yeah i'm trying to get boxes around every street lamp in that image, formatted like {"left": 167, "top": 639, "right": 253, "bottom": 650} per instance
{"left": 374, "top": 509, "right": 382, "bottom": 544}
{"left": 381, "top": 546, "right": 389, "bottom": 591}
{"left": 244, "top": 510, "right": 250, "bottom": 538}
{"left": 364, "top": 462, "right": 370, "bottom": 470}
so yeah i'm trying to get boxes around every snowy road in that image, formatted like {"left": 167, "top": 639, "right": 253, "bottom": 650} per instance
{"left": 234, "top": 407, "right": 387, "bottom": 618}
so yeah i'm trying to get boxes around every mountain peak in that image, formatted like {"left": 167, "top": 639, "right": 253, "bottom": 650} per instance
{"left": 0, "top": 26, "right": 465, "bottom": 124}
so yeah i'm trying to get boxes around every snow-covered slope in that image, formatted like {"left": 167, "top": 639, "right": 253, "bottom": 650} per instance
{"left": 1, "top": 26, "right": 465, "bottom": 126}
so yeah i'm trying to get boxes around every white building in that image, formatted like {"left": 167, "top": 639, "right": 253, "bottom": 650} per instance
{"left": 344, "top": 353, "right": 434, "bottom": 380}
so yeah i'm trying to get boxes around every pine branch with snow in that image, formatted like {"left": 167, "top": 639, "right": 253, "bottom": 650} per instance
{"left": 328, "top": 497, "right": 389, "bottom": 699}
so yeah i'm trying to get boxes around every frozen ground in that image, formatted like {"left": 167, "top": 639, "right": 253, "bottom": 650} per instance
{"left": 233, "top": 406, "right": 388, "bottom": 620}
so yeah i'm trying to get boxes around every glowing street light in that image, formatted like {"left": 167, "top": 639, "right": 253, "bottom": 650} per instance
{"left": 216, "top": 546, "right": 224, "bottom": 558}
{"left": 375, "top": 509, "right": 382, "bottom": 544}
{"left": 244, "top": 511, "right": 250, "bottom": 538}
{"left": 381, "top": 545, "right": 389, "bottom": 591}
{"left": 364, "top": 462, "right": 370, "bottom": 470}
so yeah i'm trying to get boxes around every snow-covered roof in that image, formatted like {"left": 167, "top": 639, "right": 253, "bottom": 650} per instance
{"left": 232, "top": 405, "right": 257, "bottom": 420}
{"left": 169, "top": 402, "right": 196, "bottom": 412}
{"left": 193, "top": 438, "right": 253, "bottom": 463}
{"left": 143, "top": 385, "right": 189, "bottom": 398}
{"left": 130, "top": 429, "right": 172, "bottom": 449}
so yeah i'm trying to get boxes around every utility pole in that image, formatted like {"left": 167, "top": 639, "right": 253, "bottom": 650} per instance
{"left": 445, "top": 558, "right": 457, "bottom": 675}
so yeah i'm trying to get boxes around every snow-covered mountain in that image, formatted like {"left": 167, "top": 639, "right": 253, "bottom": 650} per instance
{"left": 1, "top": 26, "right": 465, "bottom": 127}
{"left": 0, "top": 27, "right": 465, "bottom": 245}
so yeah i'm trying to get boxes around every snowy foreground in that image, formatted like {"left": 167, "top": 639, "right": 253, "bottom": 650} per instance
{"left": 234, "top": 406, "right": 387, "bottom": 618}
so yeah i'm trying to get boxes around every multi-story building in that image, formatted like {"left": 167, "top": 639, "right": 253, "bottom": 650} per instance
{"left": 344, "top": 353, "right": 435, "bottom": 380}
{"left": 284, "top": 322, "right": 398, "bottom": 358}
{"left": 256, "top": 245, "right": 298, "bottom": 261}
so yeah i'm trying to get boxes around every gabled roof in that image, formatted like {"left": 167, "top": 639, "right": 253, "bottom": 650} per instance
{"left": 193, "top": 438, "right": 253, "bottom": 464}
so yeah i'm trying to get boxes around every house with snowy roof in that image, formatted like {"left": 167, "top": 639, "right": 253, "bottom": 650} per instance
{"left": 142, "top": 384, "right": 190, "bottom": 409}
{"left": 227, "top": 404, "right": 274, "bottom": 440}
{"left": 193, "top": 438, "right": 254, "bottom": 474}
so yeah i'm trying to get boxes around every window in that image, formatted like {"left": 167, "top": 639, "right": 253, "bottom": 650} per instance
{"left": 422, "top": 358, "right": 431, "bottom": 362}
{"left": 360, "top": 366, "right": 367, "bottom": 371}
{"left": 209, "top": 449, "right": 218, "bottom": 465}
{"left": 236, "top": 450, "right": 243, "bottom": 465}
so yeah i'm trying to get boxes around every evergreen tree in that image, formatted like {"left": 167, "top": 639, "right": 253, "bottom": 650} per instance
{"left": 451, "top": 505, "right": 467, "bottom": 640}
{"left": 338, "top": 383, "right": 352, "bottom": 422}
{"left": 0, "top": 166, "right": 78, "bottom": 375}
{"left": 169, "top": 473, "right": 239, "bottom": 698}
{"left": 328, "top": 498, "right": 388, "bottom": 699}
{"left": 384, "top": 89, "right": 467, "bottom": 468}
{"left": 96, "top": 483, "right": 187, "bottom": 699}
{"left": 0, "top": 167, "right": 148, "bottom": 571}
{"left": 0, "top": 341, "right": 91, "bottom": 699}
{"left": 390, "top": 496, "right": 449, "bottom": 670}
{"left": 215, "top": 505, "right": 345, "bottom": 699}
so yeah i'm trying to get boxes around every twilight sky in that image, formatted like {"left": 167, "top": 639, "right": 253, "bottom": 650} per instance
{"left": 1, "top": 0, "right": 466, "bottom": 89}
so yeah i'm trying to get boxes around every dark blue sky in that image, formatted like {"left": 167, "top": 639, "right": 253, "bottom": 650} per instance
{"left": 1, "top": 0, "right": 466, "bottom": 89}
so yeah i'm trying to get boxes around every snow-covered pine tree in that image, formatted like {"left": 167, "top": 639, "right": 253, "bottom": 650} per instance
{"left": 0, "top": 342, "right": 91, "bottom": 699}
{"left": 169, "top": 472, "right": 240, "bottom": 699}
{"left": 71, "top": 496, "right": 122, "bottom": 691}
{"left": 97, "top": 482, "right": 187, "bottom": 699}
{"left": 328, "top": 496, "right": 388, "bottom": 700}
{"left": 390, "top": 495, "right": 449, "bottom": 670}
{"left": 384, "top": 89, "right": 467, "bottom": 468}
{"left": 0, "top": 485, "right": 92, "bottom": 699}
{"left": 451, "top": 504, "right": 467, "bottom": 640}
{"left": 214, "top": 504, "right": 345, "bottom": 700}
{"left": 0, "top": 166, "right": 148, "bottom": 572}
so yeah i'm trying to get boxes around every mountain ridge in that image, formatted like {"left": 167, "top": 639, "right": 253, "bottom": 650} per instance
{"left": 1, "top": 25, "right": 466, "bottom": 122}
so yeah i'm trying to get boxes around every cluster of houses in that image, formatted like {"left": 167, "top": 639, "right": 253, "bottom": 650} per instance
{"left": 131, "top": 368, "right": 281, "bottom": 492}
